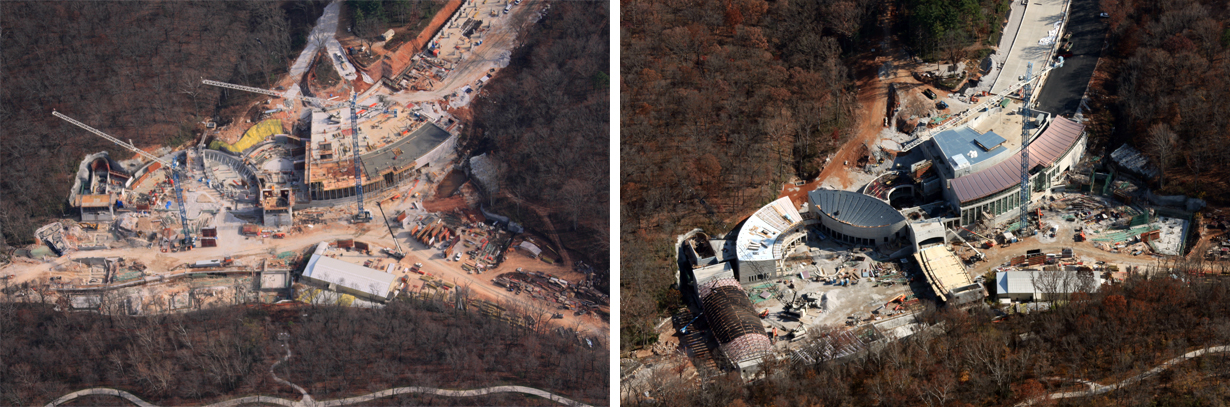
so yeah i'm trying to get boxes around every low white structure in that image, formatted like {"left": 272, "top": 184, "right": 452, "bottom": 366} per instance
{"left": 302, "top": 242, "right": 398, "bottom": 301}
{"left": 996, "top": 269, "right": 1102, "bottom": 302}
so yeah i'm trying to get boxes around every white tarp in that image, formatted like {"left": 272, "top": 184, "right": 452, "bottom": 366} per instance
{"left": 519, "top": 241, "right": 542, "bottom": 256}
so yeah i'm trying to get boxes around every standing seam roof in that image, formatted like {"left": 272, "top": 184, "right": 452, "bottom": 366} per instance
{"left": 951, "top": 117, "right": 1084, "bottom": 203}
{"left": 810, "top": 189, "right": 906, "bottom": 228}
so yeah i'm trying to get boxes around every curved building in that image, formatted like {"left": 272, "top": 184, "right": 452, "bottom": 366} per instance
{"left": 808, "top": 189, "right": 910, "bottom": 247}
{"left": 734, "top": 197, "right": 805, "bottom": 284}
{"left": 948, "top": 116, "right": 1086, "bottom": 226}
{"left": 693, "top": 264, "right": 771, "bottom": 367}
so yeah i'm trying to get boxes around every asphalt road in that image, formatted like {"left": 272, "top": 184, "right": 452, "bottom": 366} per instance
{"left": 1034, "top": 0, "right": 1106, "bottom": 116}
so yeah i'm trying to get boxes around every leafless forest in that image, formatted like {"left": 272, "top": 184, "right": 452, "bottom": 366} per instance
{"left": 461, "top": 0, "right": 610, "bottom": 289}
{"left": 620, "top": 0, "right": 874, "bottom": 350}
{"left": 0, "top": 0, "right": 327, "bottom": 246}
{"left": 0, "top": 294, "right": 605, "bottom": 405}
{"left": 1089, "top": 0, "right": 1230, "bottom": 200}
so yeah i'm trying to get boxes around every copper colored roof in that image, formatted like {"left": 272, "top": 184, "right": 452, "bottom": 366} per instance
{"left": 950, "top": 117, "right": 1084, "bottom": 203}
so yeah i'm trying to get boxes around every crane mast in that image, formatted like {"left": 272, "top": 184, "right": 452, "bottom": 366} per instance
{"left": 53, "top": 111, "right": 194, "bottom": 246}
{"left": 350, "top": 91, "right": 370, "bottom": 223}
{"left": 1019, "top": 62, "right": 1034, "bottom": 234}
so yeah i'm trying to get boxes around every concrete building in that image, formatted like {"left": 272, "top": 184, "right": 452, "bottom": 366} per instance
{"left": 260, "top": 184, "right": 295, "bottom": 227}
{"left": 733, "top": 197, "right": 805, "bottom": 284}
{"left": 307, "top": 112, "right": 455, "bottom": 203}
{"left": 69, "top": 152, "right": 129, "bottom": 222}
{"left": 302, "top": 241, "right": 398, "bottom": 302}
{"left": 995, "top": 270, "right": 1102, "bottom": 302}
{"left": 948, "top": 117, "right": 1087, "bottom": 226}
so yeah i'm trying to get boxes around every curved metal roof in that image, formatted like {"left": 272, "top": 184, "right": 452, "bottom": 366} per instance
{"left": 809, "top": 189, "right": 906, "bottom": 228}
{"left": 950, "top": 117, "right": 1085, "bottom": 203}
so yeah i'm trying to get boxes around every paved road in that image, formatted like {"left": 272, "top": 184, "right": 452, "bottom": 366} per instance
{"left": 286, "top": 1, "right": 342, "bottom": 100}
{"left": 1034, "top": 0, "right": 1106, "bottom": 116}
{"left": 991, "top": 0, "right": 1069, "bottom": 95}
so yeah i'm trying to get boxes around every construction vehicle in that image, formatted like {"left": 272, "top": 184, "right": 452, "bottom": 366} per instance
{"left": 201, "top": 79, "right": 370, "bottom": 223}
{"left": 947, "top": 227, "right": 986, "bottom": 262}
{"left": 54, "top": 111, "right": 195, "bottom": 248}
{"left": 375, "top": 201, "right": 404, "bottom": 259}
{"left": 78, "top": 222, "right": 98, "bottom": 230}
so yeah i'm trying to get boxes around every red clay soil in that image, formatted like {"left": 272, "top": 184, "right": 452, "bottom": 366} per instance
{"left": 421, "top": 192, "right": 468, "bottom": 213}
{"left": 778, "top": 177, "right": 826, "bottom": 208}
{"left": 814, "top": 60, "right": 888, "bottom": 190}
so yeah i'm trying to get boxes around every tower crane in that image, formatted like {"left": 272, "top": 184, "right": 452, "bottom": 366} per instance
{"left": 200, "top": 79, "right": 371, "bottom": 223}
{"left": 53, "top": 111, "right": 195, "bottom": 247}
{"left": 1019, "top": 62, "right": 1035, "bottom": 235}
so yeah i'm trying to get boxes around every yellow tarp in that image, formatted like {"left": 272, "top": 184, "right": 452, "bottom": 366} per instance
{"left": 220, "top": 119, "right": 282, "bottom": 153}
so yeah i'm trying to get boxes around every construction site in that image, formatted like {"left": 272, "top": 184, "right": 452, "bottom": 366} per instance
{"left": 622, "top": 0, "right": 1218, "bottom": 396}
{"left": 1, "top": 0, "right": 607, "bottom": 341}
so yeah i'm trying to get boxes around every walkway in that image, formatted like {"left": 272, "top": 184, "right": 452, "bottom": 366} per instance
{"left": 44, "top": 385, "right": 594, "bottom": 407}
{"left": 1015, "top": 345, "right": 1230, "bottom": 406}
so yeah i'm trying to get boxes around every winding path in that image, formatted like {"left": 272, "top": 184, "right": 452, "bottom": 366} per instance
{"left": 1016, "top": 345, "right": 1230, "bottom": 406}
{"left": 44, "top": 385, "right": 595, "bottom": 407}
{"left": 45, "top": 331, "right": 596, "bottom": 407}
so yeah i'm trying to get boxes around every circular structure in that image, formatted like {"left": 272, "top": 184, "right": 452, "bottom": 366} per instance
{"left": 808, "top": 189, "right": 909, "bottom": 247}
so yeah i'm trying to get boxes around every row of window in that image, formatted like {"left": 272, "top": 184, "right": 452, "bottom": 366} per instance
{"left": 814, "top": 220, "right": 905, "bottom": 247}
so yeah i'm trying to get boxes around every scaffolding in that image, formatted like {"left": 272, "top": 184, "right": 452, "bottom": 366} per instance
{"left": 700, "top": 284, "right": 771, "bottom": 364}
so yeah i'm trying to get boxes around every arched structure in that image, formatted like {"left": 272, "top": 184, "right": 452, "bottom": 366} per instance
{"left": 808, "top": 189, "right": 910, "bottom": 248}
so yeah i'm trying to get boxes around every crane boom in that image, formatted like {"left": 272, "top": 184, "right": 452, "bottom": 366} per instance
{"left": 53, "top": 111, "right": 169, "bottom": 166}
{"left": 53, "top": 111, "right": 194, "bottom": 246}
{"left": 200, "top": 79, "right": 336, "bottom": 107}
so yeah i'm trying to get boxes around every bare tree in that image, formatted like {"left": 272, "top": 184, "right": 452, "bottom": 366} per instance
{"left": 1147, "top": 123, "right": 1177, "bottom": 188}
{"left": 1031, "top": 269, "right": 1063, "bottom": 302}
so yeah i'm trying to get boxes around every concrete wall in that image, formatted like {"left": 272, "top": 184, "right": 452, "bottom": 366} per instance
{"left": 263, "top": 209, "right": 293, "bottom": 227}
{"left": 816, "top": 212, "right": 909, "bottom": 247}
{"left": 736, "top": 259, "right": 779, "bottom": 285}
{"left": 910, "top": 221, "right": 947, "bottom": 251}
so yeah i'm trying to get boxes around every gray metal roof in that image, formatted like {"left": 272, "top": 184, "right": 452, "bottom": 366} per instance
{"left": 951, "top": 117, "right": 1084, "bottom": 203}
{"left": 933, "top": 127, "right": 1009, "bottom": 170}
{"left": 973, "top": 131, "right": 1007, "bottom": 151}
{"left": 361, "top": 122, "right": 451, "bottom": 179}
{"left": 809, "top": 189, "right": 906, "bottom": 228}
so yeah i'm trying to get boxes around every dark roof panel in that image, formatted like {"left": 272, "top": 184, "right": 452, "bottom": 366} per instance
{"left": 810, "top": 189, "right": 906, "bottom": 228}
